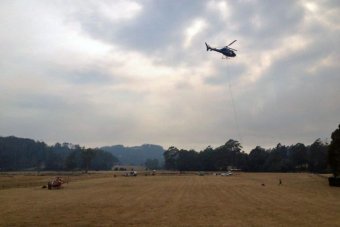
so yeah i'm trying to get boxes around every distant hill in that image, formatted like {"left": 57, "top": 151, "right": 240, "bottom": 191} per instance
{"left": 101, "top": 144, "right": 164, "bottom": 166}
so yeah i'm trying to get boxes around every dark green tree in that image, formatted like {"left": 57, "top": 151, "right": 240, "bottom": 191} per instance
{"left": 248, "top": 146, "right": 269, "bottom": 172}
{"left": 308, "top": 139, "right": 328, "bottom": 173}
{"left": 177, "top": 149, "right": 200, "bottom": 171}
{"left": 214, "top": 139, "right": 243, "bottom": 170}
{"left": 81, "top": 148, "right": 95, "bottom": 173}
{"left": 329, "top": 124, "right": 340, "bottom": 177}
{"left": 65, "top": 150, "right": 79, "bottom": 170}
{"left": 164, "top": 146, "right": 179, "bottom": 170}
{"left": 264, "top": 144, "right": 291, "bottom": 172}
{"left": 289, "top": 143, "right": 308, "bottom": 171}
{"left": 91, "top": 149, "right": 118, "bottom": 170}
{"left": 199, "top": 146, "right": 215, "bottom": 171}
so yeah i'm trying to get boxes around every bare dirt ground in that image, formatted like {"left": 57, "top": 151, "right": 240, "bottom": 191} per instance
{"left": 0, "top": 172, "right": 339, "bottom": 226}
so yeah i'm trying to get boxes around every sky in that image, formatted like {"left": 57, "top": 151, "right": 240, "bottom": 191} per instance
{"left": 1, "top": 0, "right": 339, "bottom": 152}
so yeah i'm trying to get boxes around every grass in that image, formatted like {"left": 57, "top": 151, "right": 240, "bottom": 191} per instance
{"left": 0, "top": 172, "right": 339, "bottom": 226}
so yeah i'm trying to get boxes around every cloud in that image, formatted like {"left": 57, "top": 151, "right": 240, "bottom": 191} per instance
{"left": 0, "top": 0, "right": 339, "bottom": 151}
{"left": 183, "top": 18, "right": 207, "bottom": 48}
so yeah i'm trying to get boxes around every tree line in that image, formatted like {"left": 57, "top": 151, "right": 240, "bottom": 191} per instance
{"left": 0, "top": 136, "right": 118, "bottom": 171}
{"left": 1, "top": 124, "right": 339, "bottom": 174}
{"left": 164, "top": 138, "right": 329, "bottom": 173}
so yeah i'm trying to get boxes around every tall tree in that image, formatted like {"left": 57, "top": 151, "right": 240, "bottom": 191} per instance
{"left": 329, "top": 124, "right": 340, "bottom": 177}
{"left": 65, "top": 150, "right": 79, "bottom": 170}
{"left": 199, "top": 146, "right": 215, "bottom": 171}
{"left": 81, "top": 148, "right": 95, "bottom": 173}
{"left": 91, "top": 149, "right": 118, "bottom": 170}
{"left": 308, "top": 139, "right": 328, "bottom": 172}
{"left": 164, "top": 146, "right": 179, "bottom": 170}
{"left": 289, "top": 143, "right": 308, "bottom": 171}
{"left": 248, "top": 146, "right": 268, "bottom": 172}
{"left": 177, "top": 149, "right": 199, "bottom": 171}
{"left": 214, "top": 139, "right": 243, "bottom": 170}
{"left": 264, "top": 144, "right": 291, "bottom": 172}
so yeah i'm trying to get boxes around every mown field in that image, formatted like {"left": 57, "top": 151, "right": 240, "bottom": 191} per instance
{"left": 0, "top": 172, "right": 339, "bottom": 226}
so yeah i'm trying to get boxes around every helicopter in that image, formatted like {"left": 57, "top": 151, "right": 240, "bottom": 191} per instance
{"left": 205, "top": 40, "right": 237, "bottom": 59}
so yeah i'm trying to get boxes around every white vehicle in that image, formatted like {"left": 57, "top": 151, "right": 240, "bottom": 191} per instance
{"left": 124, "top": 171, "right": 137, "bottom": 177}
{"left": 130, "top": 171, "right": 137, "bottom": 176}
{"left": 221, "top": 171, "right": 233, "bottom": 176}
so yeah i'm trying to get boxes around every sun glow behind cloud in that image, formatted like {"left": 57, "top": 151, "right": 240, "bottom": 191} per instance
{"left": 238, "top": 34, "right": 311, "bottom": 85}
{"left": 184, "top": 19, "right": 207, "bottom": 48}
{"left": 97, "top": 0, "right": 142, "bottom": 22}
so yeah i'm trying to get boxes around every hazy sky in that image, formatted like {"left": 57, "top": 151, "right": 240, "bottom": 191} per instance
{"left": 1, "top": 0, "right": 339, "bottom": 151}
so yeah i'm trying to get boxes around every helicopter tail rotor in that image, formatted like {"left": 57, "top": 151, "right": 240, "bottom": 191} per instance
{"left": 205, "top": 42, "right": 212, "bottom": 51}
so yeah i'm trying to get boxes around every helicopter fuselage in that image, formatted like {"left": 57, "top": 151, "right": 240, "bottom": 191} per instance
{"left": 211, "top": 47, "right": 236, "bottom": 58}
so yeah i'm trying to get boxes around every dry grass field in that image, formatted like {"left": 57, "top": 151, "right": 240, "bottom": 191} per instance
{"left": 0, "top": 172, "right": 339, "bottom": 226}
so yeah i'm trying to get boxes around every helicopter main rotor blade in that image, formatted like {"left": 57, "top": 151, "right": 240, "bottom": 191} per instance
{"left": 227, "top": 40, "right": 237, "bottom": 46}
{"left": 229, "top": 48, "right": 237, "bottom": 51}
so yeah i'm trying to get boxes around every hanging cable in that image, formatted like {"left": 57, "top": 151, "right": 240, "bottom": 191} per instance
{"left": 226, "top": 59, "right": 243, "bottom": 145}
